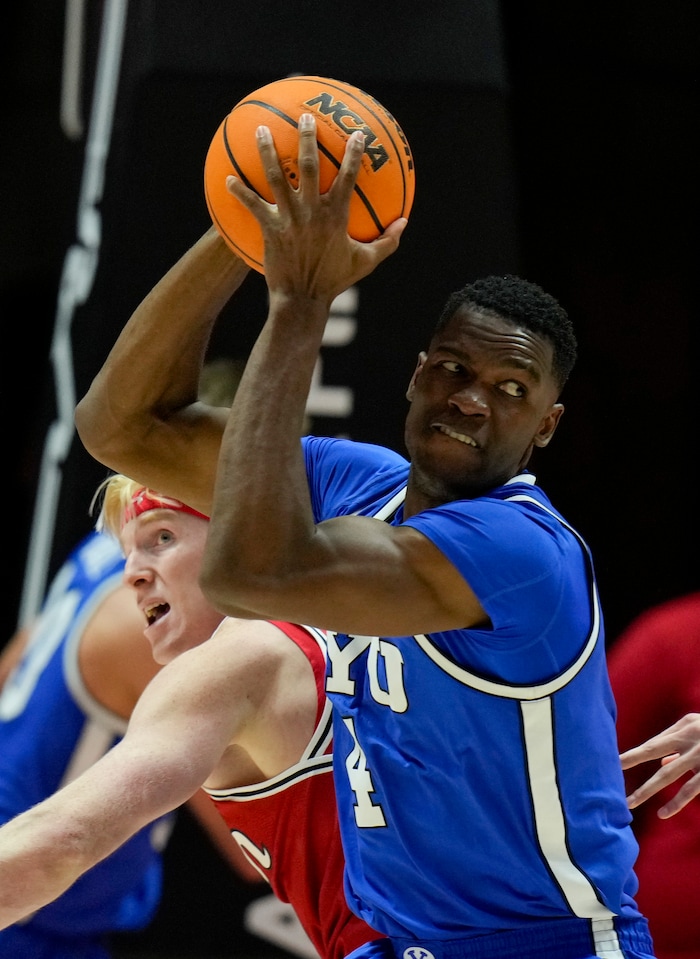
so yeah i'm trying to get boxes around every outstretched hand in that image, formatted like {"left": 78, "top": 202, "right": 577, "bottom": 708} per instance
{"left": 620, "top": 712, "right": 700, "bottom": 818}
{"left": 225, "top": 113, "right": 406, "bottom": 304}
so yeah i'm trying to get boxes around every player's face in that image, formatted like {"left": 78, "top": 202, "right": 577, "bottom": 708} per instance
{"left": 120, "top": 510, "right": 224, "bottom": 664}
{"left": 403, "top": 305, "right": 564, "bottom": 507}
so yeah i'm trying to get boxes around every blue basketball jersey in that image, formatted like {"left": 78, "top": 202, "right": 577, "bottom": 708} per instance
{"left": 301, "top": 436, "right": 646, "bottom": 947}
{"left": 0, "top": 531, "right": 173, "bottom": 957}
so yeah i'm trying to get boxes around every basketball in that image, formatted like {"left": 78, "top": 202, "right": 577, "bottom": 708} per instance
{"left": 204, "top": 75, "right": 415, "bottom": 273}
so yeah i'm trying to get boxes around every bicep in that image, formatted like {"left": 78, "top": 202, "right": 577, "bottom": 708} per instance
{"left": 124, "top": 622, "right": 292, "bottom": 789}
{"left": 126, "top": 646, "right": 241, "bottom": 793}
{"left": 269, "top": 518, "right": 485, "bottom": 637}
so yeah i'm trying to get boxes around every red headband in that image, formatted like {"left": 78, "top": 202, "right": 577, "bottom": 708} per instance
{"left": 123, "top": 487, "right": 209, "bottom": 526}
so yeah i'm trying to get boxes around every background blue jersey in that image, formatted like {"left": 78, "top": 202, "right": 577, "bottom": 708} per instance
{"left": 302, "top": 436, "right": 643, "bottom": 941}
{"left": 0, "top": 531, "right": 174, "bottom": 958}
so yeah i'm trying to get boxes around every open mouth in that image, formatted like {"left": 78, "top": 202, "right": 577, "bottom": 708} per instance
{"left": 145, "top": 603, "right": 170, "bottom": 626}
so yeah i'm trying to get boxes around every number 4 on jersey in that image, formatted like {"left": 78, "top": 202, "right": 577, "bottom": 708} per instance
{"left": 342, "top": 716, "right": 386, "bottom": 827}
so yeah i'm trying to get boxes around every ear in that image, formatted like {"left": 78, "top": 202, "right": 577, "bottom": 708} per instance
{"left": 406, "top": 352, "right": 428, "bottom": 402}
{"left": 533, "top": 403, "right": 565, "bottom": 448}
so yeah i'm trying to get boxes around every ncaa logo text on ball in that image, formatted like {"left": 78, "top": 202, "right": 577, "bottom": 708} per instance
{"left": 304, "top": 92, "right": 411, "bottom": 173}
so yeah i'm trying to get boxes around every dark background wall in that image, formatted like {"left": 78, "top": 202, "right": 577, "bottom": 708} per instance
{"left": 500, "top": 0, "right": 697, "bottom": 641}
{"left": 2, "top": 1, "right": 697, "bottom": 956}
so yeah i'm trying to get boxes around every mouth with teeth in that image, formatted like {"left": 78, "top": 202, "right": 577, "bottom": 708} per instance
{"left": 145, "top": 603, "right": 170, "bottom": 626}
{"left": 436, "top": 425, "right": 478, "bottom": 447}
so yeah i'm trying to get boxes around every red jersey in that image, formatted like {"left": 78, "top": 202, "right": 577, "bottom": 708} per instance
{"left": 204, "top": 621, "right": 382, "bottom": 959}
{"left": 609, "top": 592, "right": 700, "bottom": 959}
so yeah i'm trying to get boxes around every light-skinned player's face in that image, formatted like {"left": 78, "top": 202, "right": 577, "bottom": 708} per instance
{"left": 120, "top": 510, "right": 223, "bottom": 664}
{"left": 404, "top": 306, "right": 564, "bottom": 505}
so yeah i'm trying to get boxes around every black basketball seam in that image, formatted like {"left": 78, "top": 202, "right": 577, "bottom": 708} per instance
{"left": 204, "top": 141, "right": 263, "bottom": 270}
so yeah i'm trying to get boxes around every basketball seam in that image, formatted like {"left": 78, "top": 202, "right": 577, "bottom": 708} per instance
{"left": 225, "top": 102, "right": 388, "bottom": 233}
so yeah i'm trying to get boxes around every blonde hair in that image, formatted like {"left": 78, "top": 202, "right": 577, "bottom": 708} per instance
{"left": 92, "top": 476, "right": 209, "bottom": 537}
{"left": 92, "top": 474, "right": 144, "bottom": 537}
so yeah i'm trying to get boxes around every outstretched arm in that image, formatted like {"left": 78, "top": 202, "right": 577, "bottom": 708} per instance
{"left": 0, "top": 624, "right": 250, "bottom": 929}
{"left": 74, "top": 228, "right": 249, "bottom": 515}
{"left": 620, "top": 713, "right": 700, "bottom": 818}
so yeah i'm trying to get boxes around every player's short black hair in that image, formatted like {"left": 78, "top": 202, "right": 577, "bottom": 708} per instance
{"left": 433, "top": 275, "right": 578, "bottom": 391}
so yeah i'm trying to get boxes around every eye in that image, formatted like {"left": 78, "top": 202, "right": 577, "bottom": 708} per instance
{"left": 499, "top": 380, "right": 525, "bottom": 398}
{"left": 441, "top": 360, "right": 462, "bottom": 373}
{"left": 156, "top": 529, "right": 174, "bottom": 546}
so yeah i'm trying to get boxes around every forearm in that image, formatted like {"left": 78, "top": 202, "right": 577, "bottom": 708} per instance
{"left": 0, "top": 740, "right": 203, "bottom": 929}
{"left": 200, "top": 119, "right": 404, "bottom": 615}
{"left": 201, "top": 293, "right": 327, "bottom": 616}
{"left": 0, "top": 799, "right": 110, "bottom": 928}
{"left": 0, "top": 771, "right": 159, "bottom": 928}
{"left": 75, "top": 227, "right": 250, "bottom": 510}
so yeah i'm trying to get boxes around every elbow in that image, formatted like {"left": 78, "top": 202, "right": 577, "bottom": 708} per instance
{"left": 75, "top": 391, "right": 117, "bottom": 463}
{"left": 74, "top": 394, "right": 100, "bottom": 455}
{"left": 75, "top": 390, "right": 147, "bottom": 474}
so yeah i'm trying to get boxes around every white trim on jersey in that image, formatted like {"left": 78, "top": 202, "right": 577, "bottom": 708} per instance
{"left": 410, "top": 491, "right": 613, "bottom": 923}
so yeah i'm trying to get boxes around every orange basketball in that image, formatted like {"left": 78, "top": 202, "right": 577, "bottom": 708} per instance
{"left": 204, "top": 75, "right": 415, "bottom": 273}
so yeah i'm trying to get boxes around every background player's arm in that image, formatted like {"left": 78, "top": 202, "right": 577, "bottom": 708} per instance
{"left": 75, "top": 228, "right": 247, "bottom": 515}
{"left": 78, "top": 582, "right": 260, "bottom": 881}
{"left": 621, "top": 713, "right": 700, "bottom": 818}
{"left": 0, "top": 643, "right": 227, "bottom": 928}
{"left": 0, "top": 617, "right": 313, "bottom": 929}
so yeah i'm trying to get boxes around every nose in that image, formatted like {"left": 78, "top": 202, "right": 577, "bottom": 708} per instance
{"left": 448, "top": 383, "right": 489, "bottom": 416}
{"left": 123, "top": 551, "right": 152, "bottom": 589}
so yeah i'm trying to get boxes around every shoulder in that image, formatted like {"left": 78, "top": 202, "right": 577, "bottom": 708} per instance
{"left": 302, "top": 434, "right": 408, "bottom": 472}
{"left": 45, "top": 532, "right": 126, "bottom": 621}
{"left": 207, "top": 618, "right": 317, "bottom": 677}
{"left": 407, "top": 490, "right": 569, "bottom": 550}
{"left": 302, "top": 435, "right": 409, "bottom": 517}
{"left": 404, "top": 493, "right": 582, "bottom": 612}
{"left": 643, "top": 591, "right": 700, "bottom": 626}
{"left": 78, "top": 582, "right": 159, "bottom": 720}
